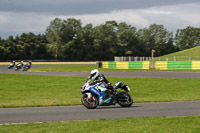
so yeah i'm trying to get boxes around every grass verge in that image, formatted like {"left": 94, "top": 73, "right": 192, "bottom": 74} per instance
{"left": 0, "top": 74, "right": 200, "bottom": 107}
{"left": 0, "top": 116, "right": 200, "bottom": 133}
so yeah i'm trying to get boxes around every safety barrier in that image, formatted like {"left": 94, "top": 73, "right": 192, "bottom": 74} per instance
{"left": 155, "top": 61, "right": 200, "bottom": 70}
{"left": 102, "top": 61, "right": 200, "bottom": 70}
{"left": 102, "top": 61, "right": 150, "bottom": 69}
{"left": 192, "top": 61, "right": 200, "bottom": 69}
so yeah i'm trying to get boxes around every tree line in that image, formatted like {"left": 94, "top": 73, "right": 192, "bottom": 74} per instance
{"left": 1, "top": 18, "right": 200, "bottom": 61}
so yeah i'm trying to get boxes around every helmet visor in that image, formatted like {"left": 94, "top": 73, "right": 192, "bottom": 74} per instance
{"left": 91, "top": 72, "right": 97, "bottom": 77}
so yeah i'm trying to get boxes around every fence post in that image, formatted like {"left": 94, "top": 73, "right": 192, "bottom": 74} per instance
{"left": 96, "top": 61, "right": 102, "bottom": 68}
{"left": 150, "top": 59, "right": 155, "bottom": 69}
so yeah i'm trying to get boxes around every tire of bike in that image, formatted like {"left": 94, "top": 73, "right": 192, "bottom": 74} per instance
{"left": 23, "top": 67, "right": 27, "bottom": 71}
{"left": 118, "top": 92, "right": 133, "bottom": 107}
{"left": 81, "top": 93, "right": 98, "bottom": 109}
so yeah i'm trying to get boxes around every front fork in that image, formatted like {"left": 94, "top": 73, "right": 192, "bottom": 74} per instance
{"left": 86, "top": 93, "right": 92, "bottom": 99}
{"left": 85, "top": 93, "right": 96, "bottom": 104}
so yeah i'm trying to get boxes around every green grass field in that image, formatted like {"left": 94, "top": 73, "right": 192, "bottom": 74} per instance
{"left": 163, "top": 46, "right": 200, "bottom": 57}
{"left": 0, "top": 73, "right": 200, "bottom": 107}
{"left": 0, "top": 116, "right": 199, "bottom": 133}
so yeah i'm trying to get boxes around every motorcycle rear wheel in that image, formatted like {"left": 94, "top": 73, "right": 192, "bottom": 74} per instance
{"left": 81, "top": 93, "right": 98, "bottom": 109}
{"left": 118, "top": 92, "right": 133, "bottom": 107}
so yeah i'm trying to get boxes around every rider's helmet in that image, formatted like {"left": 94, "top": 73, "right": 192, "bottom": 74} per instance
{"left": 90, "top": 69, "right": 100, "bottom": 79}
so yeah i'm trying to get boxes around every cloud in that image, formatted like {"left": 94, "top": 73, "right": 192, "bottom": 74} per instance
{"left": 142, "top": 10, "right": 173, "bottom": 15}
{"left": 132, "top": 2, "right": 200, "bottom": 32}
{"left": 0, "top": 15, "right": 7, "bottom": 23}
{"left": 173, "top": 3, "right": 200, "bottom": 26}
{"left": 54, "top": 10, "right": 149, "bottom": 28}
{"left": 0, "top": 0, "right": 199, "bottom": 15}
{"left": 0, "top": 11, "right": 51, "bottom": 37}
{"left": 51, "top": 2, "right": 200, "bottom": 32}
{"left": 0, "top": 0, "right": 200, "bottom": 37}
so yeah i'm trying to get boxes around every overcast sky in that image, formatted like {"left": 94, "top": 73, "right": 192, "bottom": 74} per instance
{"left": 0, "top": 0, "right": 200, "bottom": 38}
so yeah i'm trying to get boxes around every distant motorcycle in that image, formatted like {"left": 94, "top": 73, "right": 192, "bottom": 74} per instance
{"left": 80, "top": 80, "right": 133, "bottom": 109}
{"left": 23, "top": 64, "right": 31, "bottom": 71}
{"left": 8, "top": 62, "right": 15, "bottom": 69}
{"left": 15, "top": 63, "right": 23, "bottom": 71}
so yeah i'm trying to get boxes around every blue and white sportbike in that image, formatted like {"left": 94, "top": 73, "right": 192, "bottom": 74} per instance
{"left": 80, "top": 80, "right": 133, "bottom": 109}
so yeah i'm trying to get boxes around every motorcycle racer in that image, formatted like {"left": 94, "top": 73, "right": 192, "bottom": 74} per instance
{"left": 81, "top": 70, "right": 133, "bottom": 109}
{"left": 8, "top": 61, "right": 15, "bottom": 69}
{"left": 17, "top": 61, "right": 24, "bottom": 66}
{"left": 26, "top": 61, "right": 32, "bottom": 69}
{"left": 12, "top": 61, "right": 15, "bottom": 65}
{"left": 15, "top": 61, "right": 24, "bottom": 71}
{"left": 23, "top": 61, "right": 32, "bottom": 71}
{"left": 88, "top": 69, "right": 114, "bottom": 91}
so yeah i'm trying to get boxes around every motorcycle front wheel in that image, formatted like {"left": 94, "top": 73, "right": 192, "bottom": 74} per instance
{"left": 118, "top": 92, "right": 133, "bottom": 107}
{"left": 81, "top": 93, "right": 98, "bottom": 109}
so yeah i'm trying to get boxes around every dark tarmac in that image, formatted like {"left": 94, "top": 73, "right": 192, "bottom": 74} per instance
{"left": 0, "top": 101, "right": 200, "bottom": 124}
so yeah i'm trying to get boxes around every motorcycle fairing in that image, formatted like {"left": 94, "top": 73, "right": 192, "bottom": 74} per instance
{"left": 87, "top": 84, "right": 111, "bottom": 105}
{"left": 89, "top": 85, "right": 101, "bottom": 96}
{"left": 114, "top": 81, "right": 123, "bottom": 89}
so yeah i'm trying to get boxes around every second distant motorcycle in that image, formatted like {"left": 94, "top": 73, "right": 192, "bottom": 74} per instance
{"left": 15, "top": 61, "right": 24, "bottom": 71}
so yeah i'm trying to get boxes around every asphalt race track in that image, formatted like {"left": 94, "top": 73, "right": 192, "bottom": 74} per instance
{"left": 0, "top": 101, "right": 200, "bottom": 124}
{"left": 0, "top": 65, "right": 200, "bottom": 124}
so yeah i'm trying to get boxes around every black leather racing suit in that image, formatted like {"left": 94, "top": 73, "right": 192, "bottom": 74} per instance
{"left": 89, "top": 74, "right": 113, "bottom": 91}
